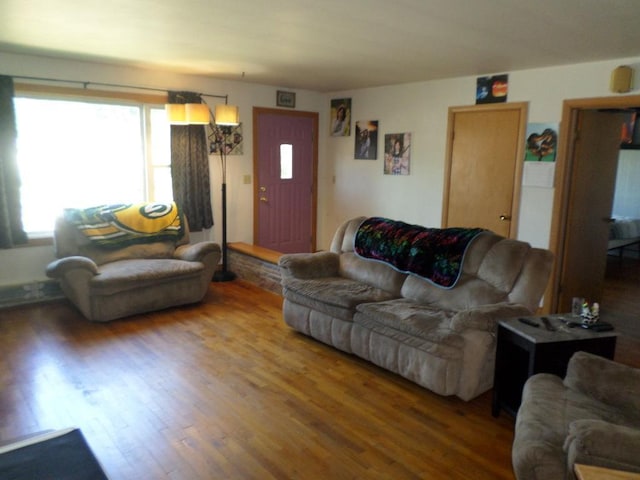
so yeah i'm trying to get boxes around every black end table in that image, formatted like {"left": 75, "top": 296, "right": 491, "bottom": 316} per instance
{"left": 492, "top": 314, "right": 617, "bottom": 417}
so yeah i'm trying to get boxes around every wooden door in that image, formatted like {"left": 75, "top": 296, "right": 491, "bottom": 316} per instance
{"left": 556, "top": 110, "right": 626, "bottom": 312}
{"left": 253, "top": 108, "right": 318, "bottom": 253}
{"left": 442, "top": 103, "right": 527, "bottom": 237}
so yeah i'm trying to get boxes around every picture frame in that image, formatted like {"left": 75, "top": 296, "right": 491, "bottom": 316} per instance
{"left": 276, "top": 90, "right": 296, "bottom": 108}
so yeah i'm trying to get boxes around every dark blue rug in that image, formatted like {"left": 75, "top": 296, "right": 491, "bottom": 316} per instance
{"left": 0, "top": 428, "right": 108, "bottom": 480}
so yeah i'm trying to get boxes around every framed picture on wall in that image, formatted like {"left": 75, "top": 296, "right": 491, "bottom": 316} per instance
{"left": 330, "top": 98, "right": 351, "bottom": 136}
{"left": 354, "top": 120, "right": 378, "bottom": 159}
{"left": 276, "top": 90, "right": 296, "bottom": 108}
{"left": 476, "top": 74, "right": 508, "bottom": 104}
{"left": 384, "top": 133, "right": 411, "bottom": 175}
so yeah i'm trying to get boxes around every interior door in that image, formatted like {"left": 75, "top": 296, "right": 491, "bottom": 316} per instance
{"left": 557, "top": 110, "right": 626, "bottom": 312}
{"left": 253, "top": 108, "right": 317, "bottom": 253}
{"left": 442, "top": 103, "right": 527, "bottom": 237}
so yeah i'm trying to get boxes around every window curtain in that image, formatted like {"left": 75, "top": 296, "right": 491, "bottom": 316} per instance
{"left": 0, "top": 75, "right": 27, "bottom": 248}
{"left": 168, "top": 91, "right": 213, "bottom": 231}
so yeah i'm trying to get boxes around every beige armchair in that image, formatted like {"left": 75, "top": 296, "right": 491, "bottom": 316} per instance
{"left": 513, "top": 351, "right": 640, "bottom": 479}
{"left": 46, "top": 213, "right": 221, "bottom": 322}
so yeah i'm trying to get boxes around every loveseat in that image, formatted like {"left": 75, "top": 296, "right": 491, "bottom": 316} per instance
{"left": 513, "top": 351, "right": 640, "bottom": 479}
{"left": 279, "top": 216, "right": 553, "bottom": 400}
{"left": 46, "top": 203, "right": 221, "bottom": 322}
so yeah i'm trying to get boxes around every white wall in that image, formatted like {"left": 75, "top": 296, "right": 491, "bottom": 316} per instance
{"left": 1, "top": 51, "right": 640, "bottom": 288}
{"left": 322, "top": 56, "right": 640, "bottom": 249}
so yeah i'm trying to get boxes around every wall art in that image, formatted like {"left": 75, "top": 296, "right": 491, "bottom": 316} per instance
{"left": 354, "top": 120, "right": 378, "bottom": 159}
{"left": 384, "top": 132, "right": 411, "bottom": 175}
{"left": 330, "top": 98, "right": 351, "bottom": 136}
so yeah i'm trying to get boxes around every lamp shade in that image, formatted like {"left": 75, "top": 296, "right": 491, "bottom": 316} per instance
{"left": 215, "top": 104, "right": 240, "bottom": 126}
{"left": 185, "top": 103, "right": 210, "bottom": 124}
{"left": 165, "top": 104, "right": 188, "bottom": 125}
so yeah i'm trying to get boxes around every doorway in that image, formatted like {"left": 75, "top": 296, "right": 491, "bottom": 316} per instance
{"left": 252, "top": 107, "right": 318, "bottom": 253}
{"left": 549, "top": 94, "right": 640, "bottom": 315}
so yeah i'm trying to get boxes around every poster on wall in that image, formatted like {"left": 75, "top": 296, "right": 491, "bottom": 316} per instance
{"left": 354, "top": 120, "right": 378, "bottom": 159}
{"left": 476, "top": 74, "right": 508, "bottom": 104}
{"left": 383, "top": 132, "right": 411, "bottom": 175}
{"left": 208, "top": 123, "right": 243, "bottom": 155}
{"left": 330, "top": 98, "right": 351, "bottom": 137}
{"left": 522, "top": 122, "right": 558, "bottom": 188}
{"left": 524, "top": 123, "right": 558, "bottom": 162}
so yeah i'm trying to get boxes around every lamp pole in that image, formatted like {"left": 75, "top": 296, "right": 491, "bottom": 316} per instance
{"left": 212, "top": 129, "right": 236, "bottom": 282}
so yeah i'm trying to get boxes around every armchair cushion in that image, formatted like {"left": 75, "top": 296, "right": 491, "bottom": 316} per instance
{"left": 564, "top": 419, "right": 640, "bottom": 474}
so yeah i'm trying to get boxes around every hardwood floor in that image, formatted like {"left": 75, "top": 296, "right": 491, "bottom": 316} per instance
{"left": 1, "top": 281, "right": 517, "bottom": 480}
{"left": 602, "top": 255, "right": 640, "bottom": 368}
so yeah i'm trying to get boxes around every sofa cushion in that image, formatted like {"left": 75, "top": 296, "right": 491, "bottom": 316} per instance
{"left": 401, "top": 274, "right": 508, "bottom": 311}
{"left": 340, "top": 252, "right": 407, "bottom": 295}
{"left": 282, "top": 277, "right": 400, "bottom": 322}
{"left": 477, "top": 239, "right": 530, "bottom": 292}
{"left": 53, "top": 215, "right": 187, "bottom": 265}
{"left": 354, "top": 299, "right": 464, "bottom": 358}
{"left": 90, "top": 259, "right": 204, "bottom": 295}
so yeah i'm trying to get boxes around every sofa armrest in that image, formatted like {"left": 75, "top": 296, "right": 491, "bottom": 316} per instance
{"left": 563, "top": 351, "right": 640, "bottom": 412}
{"left": 45, "top": 256, "right": 99, "bottom": 278}
{"left": 278, "top": 251, "right": 340, "bottom": 280}
{"left": 174, "top": 242, "right": 221, "bottom": 262}
{"left": 564, "top": 419, "right": 640, "bottom": 474}
{"left": 449, "top": 303, "right": 531, "bottom": 332}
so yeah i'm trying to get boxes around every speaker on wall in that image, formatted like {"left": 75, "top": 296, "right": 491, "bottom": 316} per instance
{"left": 610, "top": 66, "right": 634, "bottom": 93}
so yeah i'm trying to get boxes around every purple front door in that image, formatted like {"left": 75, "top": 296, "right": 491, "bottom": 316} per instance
{"left": 255, "top": 109, "right": 317, "bottom": 253}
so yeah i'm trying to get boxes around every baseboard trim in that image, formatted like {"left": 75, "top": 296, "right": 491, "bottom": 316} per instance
{"left": 0, "top": 280, "right": 63, "bottom": 309}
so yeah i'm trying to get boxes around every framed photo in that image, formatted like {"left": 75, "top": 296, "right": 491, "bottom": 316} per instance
{"left": 330, "top": 98, "right": 351, "bottom": 136}
{"left": 384, "top": 133, "right": 411, "bottom": 175}
{"left": 276, "top": 90, "right": 296, "bottom": 108}
{"left": 354, "top": 120, "right": 378, "bottom": 159}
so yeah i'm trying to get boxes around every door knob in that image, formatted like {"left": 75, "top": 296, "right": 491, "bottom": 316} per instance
{"left": 499, "top": 215, "right": 512, "bottom": 221}
{"left": 260, "top": 196, "right": 268, "bottom": 202}
{"left": 260, "top": 186, "right": 267, "bottom": 192}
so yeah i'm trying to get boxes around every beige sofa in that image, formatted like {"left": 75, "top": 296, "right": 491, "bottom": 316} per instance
{"left": 513, "top": 351, "right": 640, "bottom": 479}
{"left": 279, "top": 216, "right": 553, "bottom": 400}
{"left": 46, "top": 214, "right": 221, "bottom": 322}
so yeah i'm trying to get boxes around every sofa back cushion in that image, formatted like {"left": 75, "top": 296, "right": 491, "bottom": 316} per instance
{"left": 53, "top": 215, "right": 190, "bottom": 265}
{"left": 330, "top": 216, "right": 406, "bottom": 295}
{"left": 401, "top": 233, "right": 553, "bottom": 312}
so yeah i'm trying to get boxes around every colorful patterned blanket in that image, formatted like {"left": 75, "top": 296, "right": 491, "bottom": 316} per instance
{"left": 64, "top": 202, "right": 184, "bottom": 249}
{"left": 354, "top": 217, "right": 485, "bottom": 288}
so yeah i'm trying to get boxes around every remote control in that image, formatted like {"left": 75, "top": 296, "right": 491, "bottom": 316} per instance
{"left": 540, "top": 317, "right": 556, "bottom": 331}
{"left": 518, "top": 317, "right": 540, "bottom": 328}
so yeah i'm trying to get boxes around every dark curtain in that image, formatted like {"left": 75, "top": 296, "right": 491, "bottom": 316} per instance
{"left": 0, "top": 75, "right": 27, "bottom": 248}
{"left": 168, "top": 91, "right": 213, "bottom": 231}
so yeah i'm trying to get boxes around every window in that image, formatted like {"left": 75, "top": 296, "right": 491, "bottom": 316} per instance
{"left": 280, "top": 143, "right": 293, "bottom": 179}
{"left": 14, "top": 94, "right": 171, "bottom": 236}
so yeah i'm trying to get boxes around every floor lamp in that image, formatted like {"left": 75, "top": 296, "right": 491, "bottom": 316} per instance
{"left": 166, "top": 97, "right": 239, "bottom": 282}
{"left": 208, "top": 104, "right": 240, "bottom": 282}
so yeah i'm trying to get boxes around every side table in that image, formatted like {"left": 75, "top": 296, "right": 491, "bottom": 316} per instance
{"left": 492, "top": 314, "right": 617, "bottom": 417}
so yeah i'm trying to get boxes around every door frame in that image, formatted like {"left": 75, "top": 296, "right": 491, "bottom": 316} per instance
{"left": 547, "top": 94, "right": 640, "bottom": 313}
{"left": 442, "top": 102, "right": 528, "bottom": 238}
{"left": 252, "top": 107, "right": 319, "bottom": 251}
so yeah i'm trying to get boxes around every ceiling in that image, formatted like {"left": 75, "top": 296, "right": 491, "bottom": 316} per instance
{"left": 2, "top": 0, "right": 640, "bottom": 92}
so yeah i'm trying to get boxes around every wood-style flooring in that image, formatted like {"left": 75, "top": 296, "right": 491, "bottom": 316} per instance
{"left": 601, "top": 255, "right": 640, "bottom": 368}
{"left": 1, "top": 281, "right": 516, "bottom": 479}
{"left": 1, "top": 277, "right": 638, "bottom": 479}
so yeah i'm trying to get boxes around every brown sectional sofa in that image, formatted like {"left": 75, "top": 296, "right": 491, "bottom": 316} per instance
{"left": 279, "top": 216, "right": 553, "bottom": 400}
